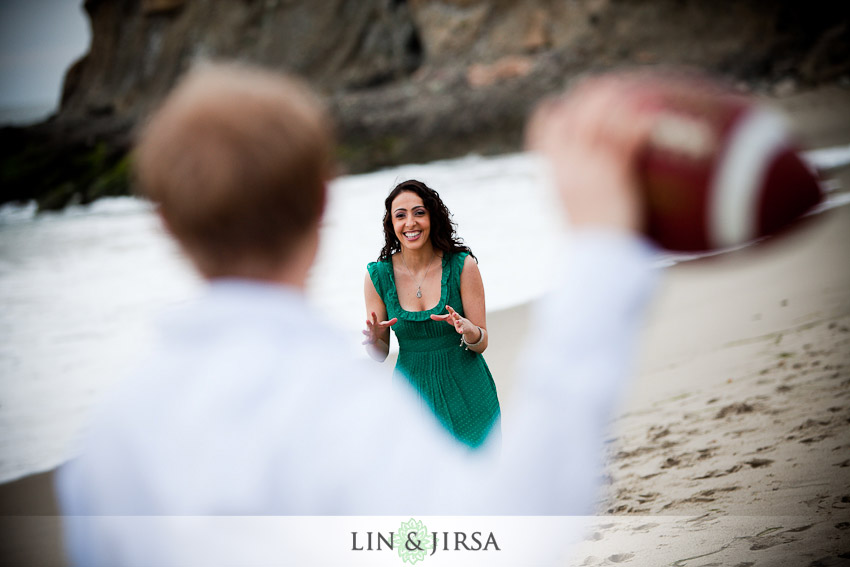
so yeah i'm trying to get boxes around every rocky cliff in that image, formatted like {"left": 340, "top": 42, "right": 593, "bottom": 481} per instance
{"left": 3, "top": 0, "right": 849, "bottom": 210}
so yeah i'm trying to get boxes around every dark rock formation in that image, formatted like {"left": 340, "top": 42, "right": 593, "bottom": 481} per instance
{"left": 2, "top": 0, "right": 849, "bottom": 210}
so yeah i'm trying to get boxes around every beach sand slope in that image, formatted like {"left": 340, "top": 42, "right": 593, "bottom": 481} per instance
{"left": 568, "top": 174, "right": 850, "bottom": 563}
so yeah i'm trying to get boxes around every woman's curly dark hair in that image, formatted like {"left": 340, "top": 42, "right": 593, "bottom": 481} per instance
{"left": 378, "top": 179, "right": 475, "bottom": 262}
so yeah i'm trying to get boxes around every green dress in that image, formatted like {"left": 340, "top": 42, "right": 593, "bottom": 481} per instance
{"left": 367, "top": 252, "right": 501, "bottom": 448}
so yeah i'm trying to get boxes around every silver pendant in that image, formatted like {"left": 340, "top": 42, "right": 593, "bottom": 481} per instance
{"left": 416, "top": 288, "right": 422, "bottom": 298}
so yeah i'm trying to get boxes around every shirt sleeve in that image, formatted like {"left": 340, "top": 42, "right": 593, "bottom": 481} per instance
{"left": 487, "top": 229, "right": 660, "bottom": 514}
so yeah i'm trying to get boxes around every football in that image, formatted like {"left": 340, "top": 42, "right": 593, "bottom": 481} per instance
{"left": 639, "top": 86, "right": 824, "bottom": 252}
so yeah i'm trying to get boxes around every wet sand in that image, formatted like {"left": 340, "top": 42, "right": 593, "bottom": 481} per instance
{"left": 573, "top": 202, "right": 850, "bottom": 566}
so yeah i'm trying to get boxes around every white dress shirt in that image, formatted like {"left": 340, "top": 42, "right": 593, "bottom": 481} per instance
{"left": 57, "top": 231, "right": 658, "bottom": 564}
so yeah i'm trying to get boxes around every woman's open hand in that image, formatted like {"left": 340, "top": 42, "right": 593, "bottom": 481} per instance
{"left": 430, "top": 305, "right": 480, "bottom": 342}
{"left": 361, "top": 311, "right": 397, "bottom": 345}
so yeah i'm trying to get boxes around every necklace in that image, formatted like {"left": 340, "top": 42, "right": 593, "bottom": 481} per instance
{"left": 400, "top": 251, "right": 436, "bottom": 298}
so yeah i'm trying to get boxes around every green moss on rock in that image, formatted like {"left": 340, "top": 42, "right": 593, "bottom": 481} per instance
{"left": 0, "top": 131, "right": 132, "bottom": 212}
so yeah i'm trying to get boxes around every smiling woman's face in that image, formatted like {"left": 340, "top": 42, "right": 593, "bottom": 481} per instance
{"left": 390, "top": 190, "right": 431, "bottom": 251}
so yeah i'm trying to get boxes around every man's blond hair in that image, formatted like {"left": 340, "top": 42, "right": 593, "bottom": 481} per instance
{"left": 134, "top": 63, "right": 333, "bottom": 278}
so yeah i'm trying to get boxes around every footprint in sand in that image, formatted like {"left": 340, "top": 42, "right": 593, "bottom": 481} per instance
{"left": 744, "top": 458, "right": 774, "bottom": 468}
{"left": 693, "top": 464, "right": 742, "bottom": 479}
{"left": 714, "top": 402, "right": 760, "bottom": 419}
{"left": 832, "top": 495, "right": 850, "bottom": 509}
{"left": 662, "top": 486, "right": 741, "bottom": 510}
{"left": 747, "top": 533, "right": 799, "bottom": 551}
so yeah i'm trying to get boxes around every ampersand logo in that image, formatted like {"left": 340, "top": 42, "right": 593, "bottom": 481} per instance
{"left": 406, "top": 531, "right": 423, "bottom": 551}
{"left": 394, "top": 518, "right": 433, "bottom": 564}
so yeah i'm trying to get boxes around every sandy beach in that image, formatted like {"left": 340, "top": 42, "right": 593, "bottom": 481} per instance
{"left": 1, "top": 85, "right": 849, "bottom": 566}
{"left": 566, "top": 88, "right": 850, "bottom": 567}
{"left": 571, "top": 203, "right": 850, "bottom": 566}
{"left": 540, "top": 87, "right": 849, "bottom": 565}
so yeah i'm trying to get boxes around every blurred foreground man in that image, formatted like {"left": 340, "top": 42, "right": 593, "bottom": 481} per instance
{"left": 57, "top": 63, "right": 659, "bottom": 565}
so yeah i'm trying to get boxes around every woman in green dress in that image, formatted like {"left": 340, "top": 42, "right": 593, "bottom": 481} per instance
{"left": 362, "top": 179, "right": 501, "bottom": 448}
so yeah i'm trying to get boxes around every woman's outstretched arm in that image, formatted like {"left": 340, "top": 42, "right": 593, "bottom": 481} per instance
{"left": 363, "top": 271, "right": 396, "bottom": 361}
{"left": 431, "top": 255, "right": 489, "bottom": 353}
{"left": 457, "top": 256, "right": 489, "bottom": 353}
